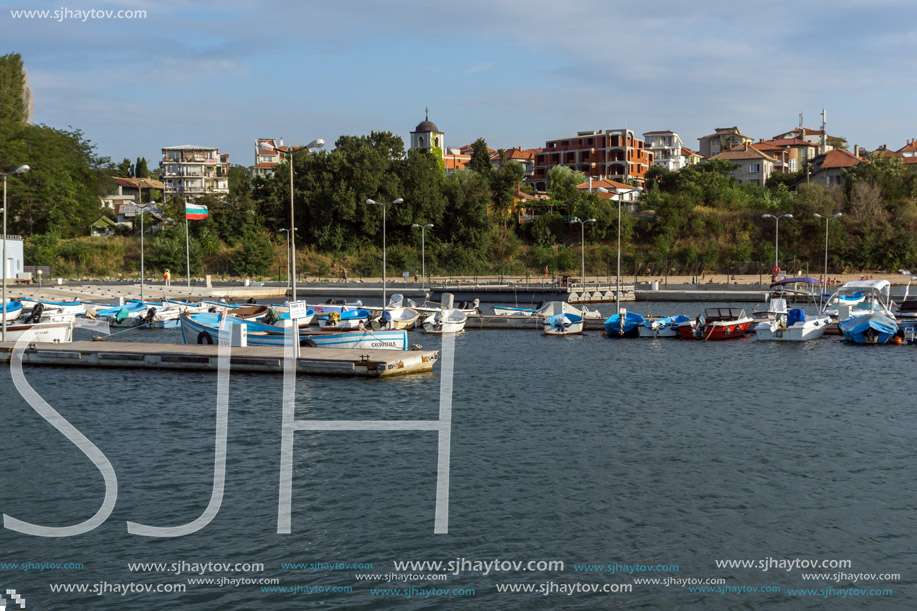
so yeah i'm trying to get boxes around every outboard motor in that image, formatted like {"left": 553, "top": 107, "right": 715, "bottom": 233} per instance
{"left": 23, "top": 302, "right": 44, "bottom": 324}
{"left": 140, "top": 307, "right": 157, "bottom": 327}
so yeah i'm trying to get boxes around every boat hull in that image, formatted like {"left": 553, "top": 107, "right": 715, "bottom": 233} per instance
{"left": 543, "top": 314, "right": 584, "bottom": 335}
{"left": 838, "top": 313, "right": 898, "bottom": 344}
{"left": 678, "top": 320, "right": 753, "bottom": 340}
{"left": 2, "top": 321, "right": 72, "bottom": 343}
{"left": 180, "top": 314, "right": 408, "bottom": 350}
{"left": 754, "top": 317, "right": 831, "bottom": 341}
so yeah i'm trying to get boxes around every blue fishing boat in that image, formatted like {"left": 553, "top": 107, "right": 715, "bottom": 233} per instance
{"left": 603, "top": 310, "right": 645, "bottom": 338}
{"left": 180, "top": 312, "right": 408, "bottom": 350}
{"left": 838, "top": 312, "right": 899, "bottom": 344}
{"left": 91, "top": 299, "right": 148, "bottom": 324}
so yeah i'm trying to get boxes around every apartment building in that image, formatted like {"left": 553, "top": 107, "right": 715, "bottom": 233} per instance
{"left": 643, "top": 130, "right": 686, "bottom": 171}
{"left": 252, "top": 138, "right": 293, "bottom": 178}
{"left": 531, "top": 129, "right": 652, "bottom": 192}
{"left": 160, "top": 145, "right": 229, "bottom": 198}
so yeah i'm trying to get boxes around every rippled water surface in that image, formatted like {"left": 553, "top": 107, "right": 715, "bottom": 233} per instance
{"left": 1, "top": 302, "right": 915, "bottom": 609}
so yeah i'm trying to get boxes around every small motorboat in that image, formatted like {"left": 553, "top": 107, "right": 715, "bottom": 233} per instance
{"left": 543, "top": 312, "right": 584, "bottom": 335}
{"left": 422, "top": 309, "right": 467, "bottom": 334}
{"left": 754, "top": 300, "right": 831, "bottom": 341}
{"left": 1, "top": 299, "right": 24, "bottom": 322}
{"left": 838, "top": 312, "right": 899, "bottom": 344}
{"left": 379, "top": 294, "right": 420, "bottom": 329}
{"left": 678, "top": 308, "right": 754, "bottom": 340}
{"left": 603, "top": 309, "right": 645, "bottom": 338}
{"left": 318, "top": 308, "right": 372, "bottom": 330}
{"left": 637, "top": 315, "right": 691, "bottom": 338}
{"left": 821, "top": 280, "right": 893, "bottom": 321}
{"left": 493, "top": 305, "right": 538, "bottom": 316}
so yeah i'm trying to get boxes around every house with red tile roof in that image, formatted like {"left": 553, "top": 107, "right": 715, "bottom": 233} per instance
{"left": 751, "top": 138, "right": 817, "bottom": 174}
{"left": 709, "top": 144, "right": 778, "bottom": 186}
{"left": 897, "top": 139, "right": 917, "bottom": 158}
{"left": 807, "top": 148, "right": 862, "bottom": 187}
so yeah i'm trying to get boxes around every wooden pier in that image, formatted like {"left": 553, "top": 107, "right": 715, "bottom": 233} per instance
{"left": 0, "top": 341, "right": 438, "bottom": 377}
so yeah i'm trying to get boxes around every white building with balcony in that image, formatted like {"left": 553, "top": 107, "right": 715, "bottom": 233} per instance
{"left": 643, "top": 130, "right": 686, "bottom": 171}
{"left": 160, "top": 145, "right": 230, "bottom": 198}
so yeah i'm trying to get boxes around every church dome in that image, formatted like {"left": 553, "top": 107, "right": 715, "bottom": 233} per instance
{"left": 414, "top": 119, "right": 439, "bottom": 133}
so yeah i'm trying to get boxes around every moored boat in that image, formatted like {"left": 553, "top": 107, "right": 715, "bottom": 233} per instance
{"left": 422, "top": 309, "right": 467, "bottom": 334}
{"left": 838, "top": 312, "right": 899, "bottom": 345}
{"left": 754, "top": 301, "right": 831, "bottom": 342}
{"left": 1, "top": 299, "right": 23, "bottom": 321}
{"left": 637, "top": 315, "right": 690, "bottom": 338}
{"left": 678, "top": 308, "right": 754, "bottom": 340}
{"left": 603, "top": 309, "right": 645, "bottom": 338}
{"left": 180, "top": 312, "right": 408, "bottom": 350}
{"left": 543, "top": 312, "right": 584, "bottom": 335}
{"left": 20, "top": 297, "right": 86, "bottom": 316}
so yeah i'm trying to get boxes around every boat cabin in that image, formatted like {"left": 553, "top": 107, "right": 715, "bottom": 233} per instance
{"left": 703, "top": 308, "right": 748, "bottom": 321}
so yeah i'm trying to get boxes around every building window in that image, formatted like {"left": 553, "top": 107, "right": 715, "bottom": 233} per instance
{"left": 749, "top": 163, "right": 761, "bottom": 174}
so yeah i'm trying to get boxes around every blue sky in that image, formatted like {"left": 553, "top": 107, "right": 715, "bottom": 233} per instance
{"left": 3, "top": 0, "right": 917, "bottom": 168}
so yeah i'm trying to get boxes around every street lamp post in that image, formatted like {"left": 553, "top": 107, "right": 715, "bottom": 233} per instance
{"left": 411, "top": 223, "right": 433, "bottom": 289}
{"left": 278, "top": 228, "right": 292, "bottom": 290}
{"left": 598, "top": 186, "right": 640, "bottom": 312}
{"left": 366, "top": 198, "right": 403, "bottom": 308}
{"left": 261, "top": 138, "right": 324, "bottom": 301}
{"left": 813, "top": 213, "right": 842, "bottom": 301}
{"left": 3, "top": 164, "right": 30, "bottom": 342}
{"left": 570, "top": 217, "right": 596, "bottom": 287}
{"left": 762, "top": 213, "right": 793, "bottom": 274}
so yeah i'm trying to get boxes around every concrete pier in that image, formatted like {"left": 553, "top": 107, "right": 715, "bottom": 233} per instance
{"left": 0, "top": 341, "right": 438, "bottom": 377}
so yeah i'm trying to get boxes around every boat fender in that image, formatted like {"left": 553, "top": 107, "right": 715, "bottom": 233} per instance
{"left": 300, "top": 338, "right": 317, "bottom": 348}
{"left": 775, "top": 330, "right": 783, "bottom": 339}
{"left": 197, "top": 331, "right": 214, "bottom": 345}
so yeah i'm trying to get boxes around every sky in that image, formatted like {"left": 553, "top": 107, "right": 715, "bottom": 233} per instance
{"left": 3, "top": 0, "right": 917, "bottom": 169}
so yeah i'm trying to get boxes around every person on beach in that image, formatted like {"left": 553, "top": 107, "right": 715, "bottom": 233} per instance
{"left": 164, "top": 269, "right": 171, "bottom": 286}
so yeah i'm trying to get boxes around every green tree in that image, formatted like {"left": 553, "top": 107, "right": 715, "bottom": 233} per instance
{"left": 134, "top": 157, "right": 150, "bottom": 178}
{"left": 230, "top": 232, "right": 274, "bottom": 277}
{"left": 229, "top": 165, "right": 252, "bottom": 199}
{"left": 491, "top": 161, "right": 524, "bottom": 228}
{"left": 0, "top": 52, "right": 32, "bottom": 123}
{"left": 468, "top": 138, "right": 492, "bottom": 175}
{"left": 546, "top": 165, "right": 585, "bottom": 204}
{"left": 442, "top": 169, "right": 492, "bottom": 251}
{"left": 116, "top": 157, "right": 133, "bottom": 177}
{"left": 0, "top": 122, "right": 108, "bottom": 236}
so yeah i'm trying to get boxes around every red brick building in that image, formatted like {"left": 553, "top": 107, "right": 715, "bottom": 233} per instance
{"left": 530, "top": 129, "right": 653, "bottom": 192}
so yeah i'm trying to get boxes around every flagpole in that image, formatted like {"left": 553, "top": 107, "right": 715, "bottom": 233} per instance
{"left": 185, "top": 217, "right": 191, "bottom": 289}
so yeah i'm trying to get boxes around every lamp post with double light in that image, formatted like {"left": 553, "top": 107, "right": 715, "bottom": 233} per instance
{"left": 365, "top": 198, "right": 402, "bottom": 308}
{"left": 762, "top": 213, "right": 793, "bottom": 274}
{"left": 570, "top": 217, "right": 595, "bottom": 287}
{"left": 598, "top": 186, "right": 640, "bottom": 311}
{"left": 411, "top": 223, "right": 433, "bottom": 289}
{"left": 3, "top": 164, "right": 30, "bottom": 342}
{"left": 260, "top": 138, "right": 324, "bottom": 301}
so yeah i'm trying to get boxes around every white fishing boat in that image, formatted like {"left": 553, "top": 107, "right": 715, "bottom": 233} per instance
{"left": 1, "top": 309, "right": 74, "bottom": 343}
{"left": 422, "top": 293, "right": 467, "bottom": 334}
{"left": 543, "top": 312, "right": 584, "bottom": 335}
{"left": 637, "top": 315, "right": 691, "bottom": 338}
{"left": 422, "top": 309, "right": 467, "bottom": 334}
{"left": 180, "top": 312, "right": 409, "bottom": 350}
{"left": 20, "top": 297, "right": 86, "bottom": 316}
{"left": 377, "top": 295, "right": 420, "bottom": 329}
{"left": 753, "top": 298, "right": 831, "bottom": 341}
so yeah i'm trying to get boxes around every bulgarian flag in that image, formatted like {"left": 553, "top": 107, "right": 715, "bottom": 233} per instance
{"left": 185, "top": 202, "right": 209, "bottom": 220}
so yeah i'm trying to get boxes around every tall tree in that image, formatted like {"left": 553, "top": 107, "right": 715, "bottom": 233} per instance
{"left": 116, "top": 157, "right": 133, "bottom": 177}
{"left": 0, "top": 52, "right": 32, "bottom": 123}
{"left": 468, "top": 138, "right": 492, "bottom": 175}
{"left": 491, "top": 160, "right": 524, "bottom": 227}
{"left": 134, "top": 157, "right": 149, "bottom": 178}
{"left": 546, "top": 165, "right": 585, "bottom": 204}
